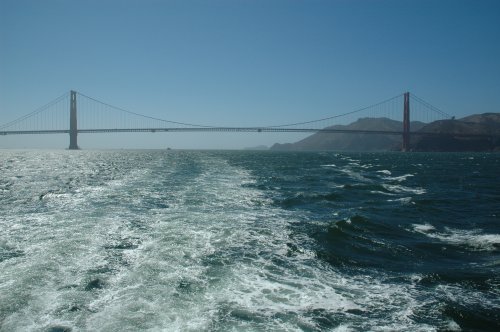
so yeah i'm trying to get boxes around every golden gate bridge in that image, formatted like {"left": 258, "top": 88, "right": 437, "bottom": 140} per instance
{"left": 0, "top": 90, "right": 465, "bottom": 151}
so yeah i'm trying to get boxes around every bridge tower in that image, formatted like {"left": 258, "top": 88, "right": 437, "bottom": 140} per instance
{"left": 69, "top": 90, "right": 79, "bottom": 150}
{"left": 402, "top": 92, "right": 410, "bottom": 152}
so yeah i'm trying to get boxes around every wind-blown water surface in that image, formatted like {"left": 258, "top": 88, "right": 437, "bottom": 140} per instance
{"left": 1, "top": 150, "right": 499, "bottom": 331}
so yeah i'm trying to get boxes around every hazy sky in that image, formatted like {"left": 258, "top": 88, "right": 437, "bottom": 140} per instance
{"left": 1, "top": 0, "right": 499, "bottom": 149}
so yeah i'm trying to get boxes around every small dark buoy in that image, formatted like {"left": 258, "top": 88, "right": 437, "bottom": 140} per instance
{"left": 84, "top": 278, "right": 105, "bottom": 291}
{"left": 69, "top": 305, "right": 80, "bottom": 312}
{"left": 47, "top": 326, "right": 72, "bottom": 332}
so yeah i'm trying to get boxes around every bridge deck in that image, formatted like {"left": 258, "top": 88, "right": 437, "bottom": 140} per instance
{"left": 1, "top": 127, "right": 498, "bottom": 138}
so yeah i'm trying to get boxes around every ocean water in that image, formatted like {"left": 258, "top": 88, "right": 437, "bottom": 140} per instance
{"left": 0, "top": 150, "right": 499, "bottom": 331}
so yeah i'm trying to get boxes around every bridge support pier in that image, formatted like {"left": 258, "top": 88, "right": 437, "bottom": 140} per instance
{"left": 402, "top": 92, "right": 410, "bottom": 152}
{"left": 69, "top": 90, "right": 79, "bottom": 150}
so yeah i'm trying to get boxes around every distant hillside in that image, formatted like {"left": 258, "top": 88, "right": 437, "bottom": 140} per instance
{"left": 271, "top": 117, "right": 425, "bottom": 151}
{"left": 270, "top": 113, "right": 500, "bottom": 152}
{"left": 411, "top": 113, "right": 500, "bottom": 151}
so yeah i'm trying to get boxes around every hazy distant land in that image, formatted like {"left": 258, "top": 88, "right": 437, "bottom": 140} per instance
{"left": 270, "top": 113, "right": 500, "bottom": 152}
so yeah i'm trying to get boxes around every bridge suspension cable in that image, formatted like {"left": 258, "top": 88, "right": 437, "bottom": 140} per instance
{"left": 410, "top": 94, "right": 453, "bottom": 119}
{"left": 265, "top": 93, "right": 406, "bottom": 128}
{"left": 76, "top": 92, "right": 218, "bottom": 128}
{"left": 0, "top": 92, "right": 70, "bottom": 131}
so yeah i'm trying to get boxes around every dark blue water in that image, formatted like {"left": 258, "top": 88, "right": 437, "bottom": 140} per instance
{"left": 1, "top": 150, "right": 499, "bottom": 331}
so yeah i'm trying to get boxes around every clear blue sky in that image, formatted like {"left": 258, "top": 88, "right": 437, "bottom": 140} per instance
{"left": 1, "top": 0, "right": 499, "bottom": 149}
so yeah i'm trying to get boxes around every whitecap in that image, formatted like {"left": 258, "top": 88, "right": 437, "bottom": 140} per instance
{"left": 439, "top": 229, "right": 500, "bottom": 251}
{"left": 445, "top": 319, "right": 461, "bottom": 331}
{"left": 370, "top": 190, "right": 396, "bottom": 196}
{"left": 387, "top": 197, "right": 412, "bottom": 204}
{"left": 382, "top": 184, "right": 426, "bottom": 195}
{"left": 377, "top": 170, "right": 392, "bottom": 175}
{"left": 339, "top": 168, "right": 371, "bottom": 183}
{"left": 385, "top": 174, "right": 414, "bottom": 182}
{"left": 413, "top": 224, "right": 500, "bottom": 251}
{"left": 332, "top": 324, "right": 354, "bottom": 332}
{"left": 412, "top": 223, "right": 436, "bottom": 233}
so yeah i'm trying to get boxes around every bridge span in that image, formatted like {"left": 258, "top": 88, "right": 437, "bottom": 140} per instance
{"left": 1, "top": 90, "right": 469, "bottom": 150}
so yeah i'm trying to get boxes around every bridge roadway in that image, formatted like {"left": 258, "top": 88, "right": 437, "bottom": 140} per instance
{"left": 0, "top": 127, "right": 499, "bottom": 138}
